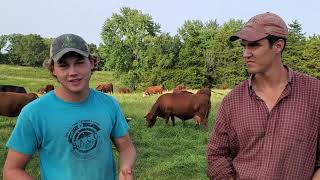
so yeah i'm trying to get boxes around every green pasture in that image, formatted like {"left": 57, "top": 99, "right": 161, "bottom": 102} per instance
{"left": 0, "top": 64, "right": 229, "bottom": 180}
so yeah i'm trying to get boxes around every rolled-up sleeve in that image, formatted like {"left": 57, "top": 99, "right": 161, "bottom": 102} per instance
{"left": 316, "top": 107, "right": 320, "bottom": 169}
{"left": 207, "top": 102, "right": 235, "bottom": 180}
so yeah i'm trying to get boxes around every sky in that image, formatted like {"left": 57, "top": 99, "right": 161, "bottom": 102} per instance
{"left": 1, "top": 0, "right": 319, "bottom": 45}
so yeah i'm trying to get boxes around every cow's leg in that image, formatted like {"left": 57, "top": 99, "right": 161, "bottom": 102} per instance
{"left": 165, "top": 117, "right": 169, "bottom": 124}
{"left": 182, "top": 120, "right": 186, "bottom": 127}
{"left": 170, "top": 115, "right": 175, "bottom": 126}
{"left": 193, "top": 114, "right": 201, "bottom": 129}
{"left": 204, "top": 119, "right": 208, "bottom": 131}
{"left": 164, "top": 113, "right": 170, "bottom": 125}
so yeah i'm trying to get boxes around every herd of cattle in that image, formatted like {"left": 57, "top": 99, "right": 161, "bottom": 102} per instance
{"left": 0, "top": 83, "right": 212, "bottom": 130}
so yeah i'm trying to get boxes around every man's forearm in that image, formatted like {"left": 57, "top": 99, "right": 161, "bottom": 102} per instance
{"left": 3, "top": 168, "right": 33, "bottom": 180}
{"left": 118, "top": 144, "right": 136, "bottom": 180}
{"left": 119, "top": 144, "right": 136, "bottom": 171}
{"left": 312, "top": 168, "right": 320, "bottom": 180}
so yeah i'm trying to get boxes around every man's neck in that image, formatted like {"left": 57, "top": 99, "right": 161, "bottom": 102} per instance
{"left": 253, "top": 65, "right": 288, "bottom": 91}
{"left": 54, "top": 87, "right": 90, "bottom": 103}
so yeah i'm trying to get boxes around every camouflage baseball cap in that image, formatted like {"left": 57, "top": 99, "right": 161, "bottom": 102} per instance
{"left": 230, "top": 12, "right": 288, "bottom": 42}
{"left": 50, "top": 34, "right": 90, "bottom": 62}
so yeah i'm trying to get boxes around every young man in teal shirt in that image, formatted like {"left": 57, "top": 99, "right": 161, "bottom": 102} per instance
{"left": 3, "top": 33, "right": 136, "bottom": 180}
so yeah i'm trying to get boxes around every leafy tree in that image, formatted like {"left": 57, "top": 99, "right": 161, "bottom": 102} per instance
{"left": 6, "top": 34, "right": 49, "bottom": 66}
{"left": 205, "top": 19, "right": 245, "bottom": 87}
{"left": 174, "top": 20, "right": 210, "bottom": 87}
{"left": 301, "top": 35, "right": 320, "bottom": 79}
{"left": 177, "top": 20, "right": 205, "bottom": 68}
{"left": 88, "top": 43, "right": 104, "bottom": 70}
{"left": 97, "top": 8, "right": 319, "bottom": 89}
{"left": 0, "top": 35, "right": 8, "bottom": 64}
{"left": 283, "top": 20, "right": 306, "bottom": 71}
{"left": 100, "top": 7, "right": 160, "bottom": 73}
{"left": 140, "top": 33, "right": 179, "bottom": 69}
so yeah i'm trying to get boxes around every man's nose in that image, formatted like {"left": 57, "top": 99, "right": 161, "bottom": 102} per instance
{"left": 68, "top": 65, "right": 78, "bottom": 75}
{"left": 243, "top": 47, "right": 252, "bottom": 58}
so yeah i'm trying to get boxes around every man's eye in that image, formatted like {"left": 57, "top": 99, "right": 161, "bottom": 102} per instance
{"left": 58, "top": 64, "right": 68, "bottom": 68}
{"left": 76, "top": 60, "right": 85, "bottom": 64}
{"left": 248, "top": 42, "right": 259, "bottom": 47}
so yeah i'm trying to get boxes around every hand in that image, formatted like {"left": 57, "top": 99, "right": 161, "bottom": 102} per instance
{"left": 312, "top": 168, "right": 320, "bottom": 180}
{"left": 119, "top": 168, "right": 133, "bottom": 180}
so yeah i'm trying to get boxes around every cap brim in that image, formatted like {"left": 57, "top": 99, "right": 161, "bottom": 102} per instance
{"left": 229, "top": 28, "right": 268, "bottom": 42}
{"left": 52, "top": 48, "right": 89, "bottom": 62}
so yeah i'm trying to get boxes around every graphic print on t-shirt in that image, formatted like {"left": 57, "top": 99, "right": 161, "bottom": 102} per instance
{"left": 66, "top": 120, "right": 102, "bottom": 160}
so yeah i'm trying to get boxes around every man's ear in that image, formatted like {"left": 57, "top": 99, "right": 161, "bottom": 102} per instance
{"left": 89, "top": 55, "right": 100, "bottom": 70}
{"left": 51, "top": 65, "right": 57, "bottom": 76}
{"left": 274, "top": 39, "right": 285, "bottom": 53}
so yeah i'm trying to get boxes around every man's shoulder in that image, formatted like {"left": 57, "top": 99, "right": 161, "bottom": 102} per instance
{"left": 226, "top": 80, "right": 248, "bottom": 98}
{"left": 222, "top": 80, "right": 249, "bottom": 105}
{"left": 23, "top": 91, "right": 52, "bottom": 108}
{"left": 293, "top": 71, "right": 320, "bottom": 89}
{"left": 91, "top": 89, "right": 118, "bottom": 107}
{"left": 91, "top": 89, "right": 114, "bottom": 100}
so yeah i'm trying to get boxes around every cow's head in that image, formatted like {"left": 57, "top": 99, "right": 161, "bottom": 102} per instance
{"left": 196, "top": 87, "right": 211, "bottom": 98}
{"left": 144, "top": 112, "right": 157, "bottom": 128}
{"left": 28, "top": 93, "right": 39, "bottom": 101}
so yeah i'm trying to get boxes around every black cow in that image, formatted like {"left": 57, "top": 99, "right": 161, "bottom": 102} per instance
{"left": 0, "top": 85, "right": 27, "bottom": 93}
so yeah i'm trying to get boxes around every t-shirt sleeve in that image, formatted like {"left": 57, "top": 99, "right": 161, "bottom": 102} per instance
{"left": 6, "top": 113, "right": 39, "bottom": 155}
{"left": 110, "top": 98, "right": 129, "bottom": 138}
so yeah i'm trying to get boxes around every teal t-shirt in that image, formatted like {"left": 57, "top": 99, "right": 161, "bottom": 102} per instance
{"left": 6, "top": 89, "right": 129, "bottom": 180}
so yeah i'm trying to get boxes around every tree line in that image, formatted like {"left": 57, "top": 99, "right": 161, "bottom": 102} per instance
{"left": 0, "top": 7, "right": 319, "bottom": 90}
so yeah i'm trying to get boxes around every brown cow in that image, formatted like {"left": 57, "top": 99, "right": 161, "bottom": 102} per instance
{"left": 144, "top": 90, "right": 211, "bottom": 130}
{"left": 143, "top": 85, "right": 164, "bottom": 97}
{"left": 96, "top": 83, "right": 113, "bottom": 93}
{"left": 37, "top": 84, "right": 55, "bottom": 94}
{"left": 0, "top": 92, "right": 38, "bottom": 117}
{"left": 0, "top": 85, "right": 27, "bottom": 93}
{"left": 118, "top": 87, "right": 130, "bottom": 94}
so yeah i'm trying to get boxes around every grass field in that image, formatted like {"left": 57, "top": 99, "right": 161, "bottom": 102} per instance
{"left": 0, "top": 64, "right": 229, "bottom": 179}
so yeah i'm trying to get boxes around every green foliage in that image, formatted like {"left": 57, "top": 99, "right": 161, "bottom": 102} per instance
{"left": 205, "top": 19, "right": 247, "bottom": 87}
{"left": 100, "top": 7, "right": 161, "bottom": 73}
{"left": 301, "top": 35, "right": 320, "bottom": 79}
{"left": 5, "top": 34, "right": 49, "bottom": 66}
{"left": 138, "top": 67, "right": 207, "bottom": 90}
{"left": 0, "top": 35, "right": 8, "bottom": 64}
{"left": 283, "top": 20, "right": 306, "bottom": 70}
{"left": 177, "top": 20, "right": 205, "bottom": 68}
{"left": 139, "top": 33, "right": 179, "bottom": 69}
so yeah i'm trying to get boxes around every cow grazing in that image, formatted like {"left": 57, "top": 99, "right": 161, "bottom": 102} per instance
{"left": 118, "top": 87, "right": 130, "bottom": 94}
{"left": 0, "top": 85, "right": 27, "bottom": 93}
{"left": 143, "top": 85, "right": 164, "bottom": 97}
{"left": 37, "top": 84, "right": 54, "bottom": 94}
{"left": 0, "top": 92, "right": 38, "bottom": 117}
{"left": 144, "top": 91, "right": 211, "bottom": 130}
{"left": 96, "top": 83, "right": 113, "bottom": 93}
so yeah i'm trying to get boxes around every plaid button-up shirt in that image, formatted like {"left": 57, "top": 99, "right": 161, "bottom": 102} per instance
{"left": 207, "top": 68, "right": 320, "bottom": 180}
